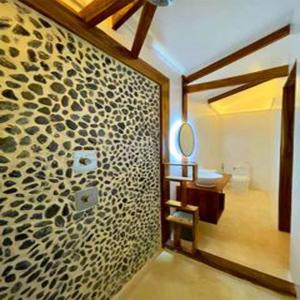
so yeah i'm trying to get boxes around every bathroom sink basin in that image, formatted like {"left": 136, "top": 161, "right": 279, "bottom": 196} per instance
{"left": 196, "top": 170, "right": 223, "bottom": 187}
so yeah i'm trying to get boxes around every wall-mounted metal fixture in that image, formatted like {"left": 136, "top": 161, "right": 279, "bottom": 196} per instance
{"left": 73, "top": 150, "right": 97, "bottom": 174}
{"left": 74, "top": 187, "right": 98, "bottom": 212}
{"left": 147, "top": 0, "right": 174, "bottom": 7}
{"left": 79, "top": 157, "right": 92, "bottom": 165}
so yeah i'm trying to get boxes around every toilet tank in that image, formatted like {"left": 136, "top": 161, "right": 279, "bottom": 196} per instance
{"left": 228, "top": 162, "right": 251, "bottom": 192}
{"left": 232, "top": 162, "right": 251, "bottom": 176}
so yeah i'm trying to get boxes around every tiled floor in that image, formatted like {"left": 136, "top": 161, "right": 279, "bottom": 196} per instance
{"left": 197, "top": 188, "right": 291, "bottom": 281}
{"left": 114, "top": 251, "right": 295, "bottom": 300}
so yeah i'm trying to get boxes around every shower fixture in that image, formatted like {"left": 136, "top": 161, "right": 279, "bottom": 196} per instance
{"left": 147, "top": 0, "right": 174, "bottom": 7}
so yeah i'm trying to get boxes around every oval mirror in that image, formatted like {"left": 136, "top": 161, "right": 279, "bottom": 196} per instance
{"left": 178, "top": 122, "right": 195, "bottom": 157}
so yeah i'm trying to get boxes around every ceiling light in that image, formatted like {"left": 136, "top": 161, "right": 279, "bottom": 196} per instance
{"left": 147, "top": 0, "right": 174, "bottom": 7}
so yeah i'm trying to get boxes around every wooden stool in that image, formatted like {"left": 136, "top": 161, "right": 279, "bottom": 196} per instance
{"left": 166, "top": 200, "right": 199, "bottom": 253}
{"left": 163, "top": 162, "right": 199, "bottom": 254}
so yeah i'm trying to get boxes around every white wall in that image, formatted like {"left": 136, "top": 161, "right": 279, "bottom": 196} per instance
{"left": 269, "top": 110, "right": 282, "bottom": 218}
{"left": 189, "top": 101, "right": 221, "bottom": 170}
{"left": 189, "top": 107, "right": 281, "bottom": 192}
{"left": 219, "top": 110, "right": 280, "bottom": 191}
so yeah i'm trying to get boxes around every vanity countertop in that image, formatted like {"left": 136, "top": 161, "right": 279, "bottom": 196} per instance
{"left": 187, "top": 173, "right": 232, "bottom": 193}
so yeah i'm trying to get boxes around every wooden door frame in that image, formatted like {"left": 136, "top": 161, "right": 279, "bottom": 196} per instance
{"left": 19, "top": 0, "right": 170, "bottom": 246}
{"left": 176, "top": 63, "right": 297, "bottom": 293}
{"left": 181, "top": 61, "right": 297, "bottom": 233}
{"left": 278, "top": 62, "right": 297, "bottom": 232}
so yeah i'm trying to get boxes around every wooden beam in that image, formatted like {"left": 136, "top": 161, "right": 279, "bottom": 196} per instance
{"left": 131, "top": 2, "right": 157, "bottom": 58}
{"left": 185, "top": 25, "right": 291, "bottom": 84}
{"left": 181, "top": 75, "right": 188, "bottom": 177}
{"left": 161, "top": 80, "right": 170, "bottom": 245}
{"left": 182, "top": 76, "right": 188, "bottom": 122}
{"left": 185, "top": 65, "right": 289, "bottom": 94}
{"left": 79, "top": 0, "right": 134, "bottom": 28}
{"left": 112, "top": 0, "right": 144, "bottom": 30}
{"left": 207, "top": 79, "right": 270, "bottom": 104}
{"left": 278, "top": 62, "right": 297, "bottom": 233}
{"left": 55, "top": 0, "right": 80, "bottom": 15}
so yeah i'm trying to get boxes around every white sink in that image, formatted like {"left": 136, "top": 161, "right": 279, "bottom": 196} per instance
{"left": 196, "top": 169, "right": 223, "bottom": 186}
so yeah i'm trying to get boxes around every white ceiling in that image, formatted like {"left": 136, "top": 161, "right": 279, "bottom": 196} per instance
{"left": 150, "top": 0, "right": 296, "bottom": 75}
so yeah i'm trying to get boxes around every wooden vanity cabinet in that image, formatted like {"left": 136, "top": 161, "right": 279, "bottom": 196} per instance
{"left": 176, "top": 174, "right": 231, "bottom": 224}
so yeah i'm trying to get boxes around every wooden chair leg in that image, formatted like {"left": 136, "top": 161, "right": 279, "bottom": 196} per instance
{"left": 191, "top": 211, "right": 199, "bottom": 254}
{"left": 173, "top": 224, "right": 182, "bottom": 249}
{"left": 180, "top": 181, "right": 188, "bottom": 207}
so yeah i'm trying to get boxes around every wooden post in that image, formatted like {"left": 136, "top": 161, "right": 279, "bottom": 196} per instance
{"left": 173, "top": 224, "right": 182, "bottom": 249}
{"left": 278, "top": 62, "right": 297, "bottom": 232}
{"left": 180, "top": 181, "right": 188, "bottom": 207}
{"left": 192, "top": 209, "right": 199, "bottom": 254}
{"left": 182, "top": 75, "right": 189, "bottom": 177}
{"left": 192, "top": 164, "right": 198, "bottom": 182}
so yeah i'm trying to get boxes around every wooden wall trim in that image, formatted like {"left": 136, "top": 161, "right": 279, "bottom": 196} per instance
{"left": 181, "top": 75, "right": 188, "bottom": 176}
{"left": 195, "top": 250, "right": 296, "bottom": 297}
{"left": 182, "top": 75, "right": 188, "bottom": 122}
{"left": 185, "top": 65, "right": 289, "bottom": 94}
{"left": 165, "top": 244, "right": 296, "bottom": 297}
{"left": 161, "top": 81, "right": 170, "bottom": 244}
{"left": 184, "top": 25, "right": 291, "bottom": 84}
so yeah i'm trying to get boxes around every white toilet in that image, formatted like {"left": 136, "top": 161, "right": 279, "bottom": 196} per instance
{"left": 230, "top": 163, "right": 251, "bottom": 192}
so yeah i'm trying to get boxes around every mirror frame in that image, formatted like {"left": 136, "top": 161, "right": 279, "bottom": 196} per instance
{"left": 178, "top": 122, "right": 195, "bottom": 157}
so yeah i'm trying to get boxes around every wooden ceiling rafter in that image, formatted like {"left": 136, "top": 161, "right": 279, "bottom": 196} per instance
{"left": 131, "top": 1, "right": 157, "bottom": 58}
{"left": 76, "top": 0, "right": 158, "bottom": 59}
{"left": 184, "top": 24, "right": 291, "bottom": 84}
{"left": 207, "top": 79, "right": 271, "bottom": 104}
{"left": 185, "top": 65, "right": 289, "bottom": 94}
{"left": 79, "top": 0, "right": 135, "bottom": 28}
{"left": 55, "top": 0, "right": 80, "bottom": 15}
{"left": 112, "top": 0, "right": 145, "bottom": 30}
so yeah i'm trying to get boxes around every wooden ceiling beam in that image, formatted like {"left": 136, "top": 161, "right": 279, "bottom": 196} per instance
{"left": 131, "top": 2, "right": 157, "bottom": 58}
{"left": 79, "top": 0, "right": 134, "bottom": 28}
{"left": 207, "top": 79, "right": 270, "bottom": 104}
{"left": 112, "top": 0, "right": 144, "bottom": 30}
{"left": 185, "top": 25, "right": 291, "bottom": 84}
{"left": 55, "top": 0, "right": 80, "bottom": 15}
{"left": 185, "top": 65, "right": 289, "bottom": 94}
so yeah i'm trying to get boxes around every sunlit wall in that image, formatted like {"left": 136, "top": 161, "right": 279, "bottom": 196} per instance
{"left": 210, "top": 78, "right": 285, "bottom": 115}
